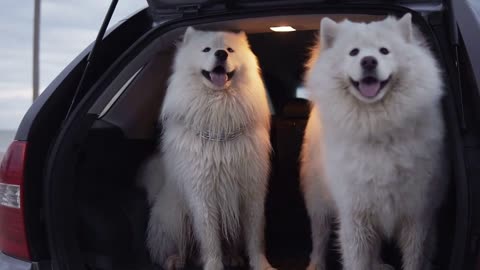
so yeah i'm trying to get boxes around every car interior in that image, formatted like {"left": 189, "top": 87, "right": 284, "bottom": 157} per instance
{"left": 72, "top": 14, "right": 456, "bottom": 270}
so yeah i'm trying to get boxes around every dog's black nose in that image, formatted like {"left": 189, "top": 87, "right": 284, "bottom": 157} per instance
{"left": 215, "top": 50, "right": 228, "bottom": 61}
{"left": 361, "top": 56, "right": 378, "bottom": 71}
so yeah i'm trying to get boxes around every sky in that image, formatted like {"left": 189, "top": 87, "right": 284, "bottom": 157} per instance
{"left": 0, "top": 1, "right": 479, "bottom": 131}
{"left": 0, "top": 0, "right": 146, "bottom": 130}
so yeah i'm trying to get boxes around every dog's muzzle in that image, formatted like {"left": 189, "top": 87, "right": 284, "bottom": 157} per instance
{"left": 202, "top": 66, "right": 235, "bottom": 87}
{"left": 350, "top": 76, "right": 391, "bottom": 98}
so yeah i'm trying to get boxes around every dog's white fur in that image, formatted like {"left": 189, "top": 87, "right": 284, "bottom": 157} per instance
{"left": 139, "top": 27, "right": 275, "bottom": 270}
{"left": 301, "top": 14, "right": 447, "bottom": 270}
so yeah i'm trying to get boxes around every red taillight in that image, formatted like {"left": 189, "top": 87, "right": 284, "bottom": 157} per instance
{"left": 0, "top": 141, "right": 30, "bottom": 260}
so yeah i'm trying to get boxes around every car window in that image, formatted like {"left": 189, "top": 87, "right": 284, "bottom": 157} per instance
{"left": 296, "top": 85, "right": 309, "bottom": 100}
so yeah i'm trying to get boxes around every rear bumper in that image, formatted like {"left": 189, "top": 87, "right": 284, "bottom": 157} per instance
{"left": 0, "top": 253, "right": 32, "bottom": 270}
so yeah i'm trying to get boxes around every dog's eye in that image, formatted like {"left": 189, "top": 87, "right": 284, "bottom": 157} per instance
{"left": 202, "top": 47, "right": 211, "bottom": 52}
{"left": 227, "top": 47, "right": 234, "bottom": 53}
{"left": 349, "top": 48, "right": 359, "bottom": 56}
{"left": 379, "top": 47, "right": 389, "bottom": 55}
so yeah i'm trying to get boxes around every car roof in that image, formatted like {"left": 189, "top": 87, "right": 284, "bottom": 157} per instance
{"left": 147, "top": 0, "right": 444, "bottom": 18}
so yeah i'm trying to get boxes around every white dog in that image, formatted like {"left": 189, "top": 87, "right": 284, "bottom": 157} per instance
{"left": 139, "top": 27, "right": 275, "bottom": 270}
{"left": 301, "top": 14, "right": 447, "bottom": 270}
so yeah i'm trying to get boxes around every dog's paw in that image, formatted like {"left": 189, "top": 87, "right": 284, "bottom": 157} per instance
{"left": 251, "top": 258, "right": 277, "bottom": 270}
{"left": 253, "top": 265, "right": 276, "bottom": 270}
{"left": 375, "top": 263, "right": 394, "bottom": 270}
{"left": 164, "top": 255, "right": 185, "bottom": 270}
{"left": 305, "top": 262, "right": 324, "bottom": 270}
{"left": 204, "top": 258, "right": 223, "bottom": 270}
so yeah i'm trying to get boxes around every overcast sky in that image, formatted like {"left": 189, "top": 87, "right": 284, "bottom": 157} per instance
{"left": 0, "top": 1, "right": 479, "bottom": 130}
{"left": 0, "top": 0, "right": 146, "bottom": 130}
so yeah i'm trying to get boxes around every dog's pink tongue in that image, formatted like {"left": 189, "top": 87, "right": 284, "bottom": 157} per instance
{"left": 358, "top": 81, "right": 381, "bottom": 98}
{"left": 210, "top": 72, "right": 228, "bottom": 87}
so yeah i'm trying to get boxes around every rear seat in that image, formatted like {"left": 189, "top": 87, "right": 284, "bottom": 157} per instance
{"left": 266, "top": 98, "right": 311, "bottom": 260}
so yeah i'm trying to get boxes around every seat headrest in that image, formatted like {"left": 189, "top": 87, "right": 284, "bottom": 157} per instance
{"left": 282, "top": 98, "right": 311, "bottom": 118}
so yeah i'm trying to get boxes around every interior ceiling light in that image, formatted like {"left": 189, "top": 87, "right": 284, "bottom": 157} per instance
{"left": 270, "top": 26, "right": 296, "bottom": 32}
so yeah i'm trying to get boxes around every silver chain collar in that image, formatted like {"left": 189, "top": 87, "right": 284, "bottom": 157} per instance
{"left": 163, "top": 117, "right": 246, "bottom": 142}
{"left": 195, "top": 127, "right": 245, "bottom": 142}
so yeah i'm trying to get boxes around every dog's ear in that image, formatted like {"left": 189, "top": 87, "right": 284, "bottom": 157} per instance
{"left": 398, "top": 13, "right": 413, "bottom": 43}
{"left": 320, "top": 17, "right": 338, "bottom": 49}
{"left": 183, "top": 26, "right": 196, "bottom": 43}
{"left": 236, "top": 30, "right": 248, "bottom": 39}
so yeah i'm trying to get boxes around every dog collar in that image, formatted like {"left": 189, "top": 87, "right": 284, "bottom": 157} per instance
{"left": 163, "top": 116, "right": 246, "bottom": 142}
{"left": 195, "top": 127, "right": 245, "bottom": 142}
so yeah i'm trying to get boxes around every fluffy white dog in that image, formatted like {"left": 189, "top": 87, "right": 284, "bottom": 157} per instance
{"left": 140, "top": 27, "right": 275, "bottom": 270}
{"left": 301, "top": 14, "right": 447, "bottom": 270}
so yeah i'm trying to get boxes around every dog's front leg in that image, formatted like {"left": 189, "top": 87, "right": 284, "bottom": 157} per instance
{"left": 190, "top": 195, "right": 223, "bottom": 270}
{"left": 339, "top": 211, "right": 389, "bottom": 270}
{"left": 305, "top": 207, "right": 332, "bottom": 270}
{"left": 398, "top": 216, "right": 433, "bottom": 270}
{"left": 242, "top": 191, "right": 276, "bottom": 270}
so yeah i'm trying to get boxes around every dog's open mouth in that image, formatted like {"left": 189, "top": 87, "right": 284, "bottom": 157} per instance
{"left": 202, "top": 66, "right": 235, "bottom": 87}
{"left": 350, "top": 76, "right": 391, "bottom": 98}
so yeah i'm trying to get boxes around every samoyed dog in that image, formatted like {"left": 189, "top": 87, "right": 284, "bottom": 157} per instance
{"left": 301, "top": 14, "right": 447, "bottom": 270}
{"left": 139, "top": 27, "right": 275, "bottom": 270}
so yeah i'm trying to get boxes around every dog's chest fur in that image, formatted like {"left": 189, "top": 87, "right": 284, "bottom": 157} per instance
{"left": 323, "top": 114, "right": 444, "bottom": 237}
{"left": 163, "top": 91, "right": 269, "bottom": 181}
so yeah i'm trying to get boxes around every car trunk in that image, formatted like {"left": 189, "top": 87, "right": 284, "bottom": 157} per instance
{"left": 44, "top": 4, "right": 464, "bottom": 270}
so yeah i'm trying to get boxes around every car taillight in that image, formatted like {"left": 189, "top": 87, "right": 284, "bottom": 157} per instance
{"left": 0, "top": 141, "right": 30, "bottom": 260}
